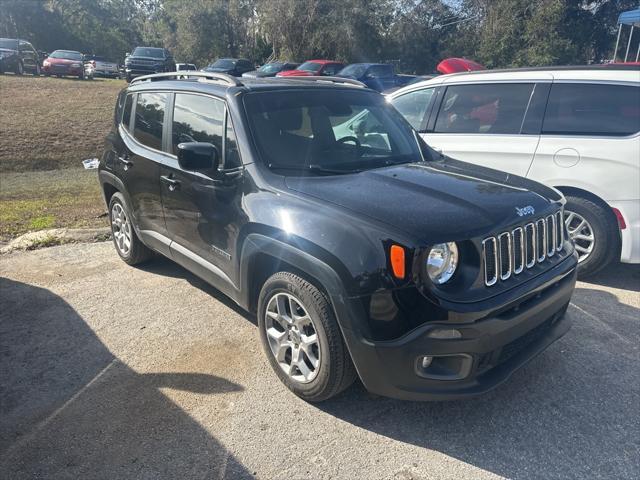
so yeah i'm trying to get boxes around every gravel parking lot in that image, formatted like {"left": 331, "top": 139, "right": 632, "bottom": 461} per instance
{"left": 1, "top": 242, "right": 638, "bottom": 479}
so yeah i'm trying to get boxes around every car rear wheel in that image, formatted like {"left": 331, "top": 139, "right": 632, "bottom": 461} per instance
{"left": 108, "top": 193, "right": 153, "bottom": 265}
{"left": 564, "top": 195, "right": 619, "bottom": 277}
{"left": 258, "top": 272, "right": 357, "bottom": 402}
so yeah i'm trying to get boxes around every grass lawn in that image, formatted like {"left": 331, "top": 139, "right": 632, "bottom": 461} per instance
{"left": 0, "top": 74, "right": 125, "bottom": 240}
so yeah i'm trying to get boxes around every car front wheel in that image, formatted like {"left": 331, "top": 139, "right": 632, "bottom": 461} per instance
{"left": 564, "top": 195, "right": 619, "bottom": 277}
{"left": 258, "top": 272, "right": 356, "bottom": 402}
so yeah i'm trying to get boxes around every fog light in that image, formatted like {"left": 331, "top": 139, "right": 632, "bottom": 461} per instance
{"left": 419, "top": 356, "right": 433, "bottom": 369}
{"left": 427, "top": 328, "right": 462, "bottom": 339}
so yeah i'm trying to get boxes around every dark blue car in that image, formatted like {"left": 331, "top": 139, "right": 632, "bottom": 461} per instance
{"left": 336, "top": 63, "right": 415, "bottom": 92}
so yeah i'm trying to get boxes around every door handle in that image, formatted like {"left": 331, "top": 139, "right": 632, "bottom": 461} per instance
{"left": 161, "top": 175, "right": 180, "bottom": 192}
{"left": 118, "top": 155, "right": 133, "bottom": 170}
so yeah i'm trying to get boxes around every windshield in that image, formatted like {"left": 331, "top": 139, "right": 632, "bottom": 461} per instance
{"left": 338, "top": 64, "right": 367, "bottom": 77}
{"left": 244, "top": 90, "right": 429, "bottom": 175}
{"left": 297, "top": 62, "right": 322, "bottom": 72}
{"left": 132, "top": 47, "right": 164, "bottom": 58}
{"left": 49, "top": 50, "right": 82, "bottom": 60}
{"left": 258, "top": 62, "right": 283, "bottom": 74}
{"left": 0, "top": 38, "right": 18, "bottom": 50}
{"left": 212, "top": 59, "right": 236, "bottom": 69}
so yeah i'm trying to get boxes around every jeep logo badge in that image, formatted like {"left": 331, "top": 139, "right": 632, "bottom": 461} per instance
{"left": 515, "top": 205, "right": 535, "bottom": 217}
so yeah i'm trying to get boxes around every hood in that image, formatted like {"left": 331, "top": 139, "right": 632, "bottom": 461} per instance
{"left": 284, "top": 160, "right": 560, "bottom": 242}
{"left": 47, "top": 58, "right": 80, "bottom": 64}
{"left": 204, "top": 66, "right": 234, "bottom": 73}
{"left": 127, "top": 56, "right": 164, "bottom": 62}
{"left": 277, "top": 69, "right": 313, "bottom": 77}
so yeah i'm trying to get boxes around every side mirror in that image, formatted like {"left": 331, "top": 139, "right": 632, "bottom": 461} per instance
{"left": 177, "top": 142, "right": 219, "bottom": 172}
{"left": 125, "top": 52, "right": 130, "bottom": 57}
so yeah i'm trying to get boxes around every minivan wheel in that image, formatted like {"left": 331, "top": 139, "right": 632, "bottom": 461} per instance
{"left": 258, "top": 272, "right": 356, "bottom": 402}
{"left": 108, "top": 193, "right": 153, "bottom": 265}
{"left": 564, "top": 195, "right": 619, "bottom": 277}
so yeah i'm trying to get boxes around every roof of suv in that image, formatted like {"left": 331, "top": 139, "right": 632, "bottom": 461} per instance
{"left": 127, "top": 74, "right": 369, "bottom": 95}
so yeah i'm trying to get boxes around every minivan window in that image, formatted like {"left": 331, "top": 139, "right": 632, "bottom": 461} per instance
{"left": 390, "top": 88, "right": 435, "bottom": 131}
{"left": 172, "top": 93, "right": 224, "bottom": 156}
{"left": 122, "top": 94, "right": 133, "bottom": 130}
{"left": 543, "top": 83, "right": 640, "bottom": 136}
{"left": 434, "top": 83, "right": 534, "bottom": 134}
{"left": 133, "top": 92, "right": 167, "bottom": 151}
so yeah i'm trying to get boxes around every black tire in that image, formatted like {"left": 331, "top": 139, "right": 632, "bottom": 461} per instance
{"left": 108, "top": 192, "right": 153, "bottom": 266}
{"left": 258, "top": 272, "right": 357, "bottom": 402}
{"left": 564, "top": 195, "right": 619, "bottom": 277}
{"left": 15, "top": 61, "right": 24, "bottom": 75}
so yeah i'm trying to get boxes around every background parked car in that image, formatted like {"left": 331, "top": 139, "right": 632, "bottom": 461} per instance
{"left": 42, "top": 50, "right": 85, "bottom": 79}
{"left": 242, "top": 61, "right": 299, "bottom": 78}
{"left": 276, "top": 59, "right": 344, "bottom": 77}
{"left": 0, "top": 38, "right": 41, "bottom": 75}
{"left": 176, "top": 63, "right": 197, "bottom": 71}
{"left": 201, "top": 58, "right": 253, "bottom": 76}
{"left": 388, "top": 65, "right": 640, "bottom": 276}
{"left": 124, "top": 46, "right": 175, "bottom": 82}
{"left": 336, "top": 63, "right": 418, "bottom": 92}
{"left": 83, "top": 55, "right": 119, "bottom": 79}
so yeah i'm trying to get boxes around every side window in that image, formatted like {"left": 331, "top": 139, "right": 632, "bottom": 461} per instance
{"left": 224, "top": 112, "right": 242, "bottom": 169}
{"left": 133, "top": 92, "right": 167, "bottom": 150}
{"left": 322, "top": 64, "right": 342, "bottom": 76}
{"left": 368, "top": 65, "right": 392, "bottom": 78}
{"left": 172, "top": 93, "right": 224, "bottom": 156}
{"left": 434, "top": 83, "right": 534, "bottom": 134}
{"left": 122, "top": 94, "right": 133, "bottom": 131}
{"left": 543, "top": 83, "right": 640, "bottom": 136}
{"left": 390, "top": 88, "right": 434, "bottom": 131}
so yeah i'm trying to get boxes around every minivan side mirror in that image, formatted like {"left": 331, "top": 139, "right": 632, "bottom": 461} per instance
{"left": 177, "top": 142, "right": 219, "bottom": 172}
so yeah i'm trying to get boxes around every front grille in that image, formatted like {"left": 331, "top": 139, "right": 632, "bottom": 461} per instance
{"left": 130, "top": 59, "right": 156, "bottom": 67}
{"left": 483, "top": 210, "right": 564, "bottom": 286}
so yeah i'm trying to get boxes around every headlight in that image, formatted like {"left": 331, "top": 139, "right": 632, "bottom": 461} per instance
{"left": 426, "top": 242, "right": 459, "bottom": 284}
{"left": 43, "top": 60, "right": 50, "bottom": 66}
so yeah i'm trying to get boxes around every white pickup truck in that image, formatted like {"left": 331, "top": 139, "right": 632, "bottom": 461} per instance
{"left": 83, "top": 55, "right": 119, "bottom": 79}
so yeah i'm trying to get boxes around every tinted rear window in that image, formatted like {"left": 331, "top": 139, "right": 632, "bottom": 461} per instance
{"left": 133, "top": 92, "right": 167, "bottom": 150}
{"left": 543, "top": 83, "right": 640, "bottom": 136}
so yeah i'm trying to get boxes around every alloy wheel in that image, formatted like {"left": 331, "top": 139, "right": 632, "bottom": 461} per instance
{"left": 264, "top": 292, "right": 321, "bottom": 383}
{"left": 111, "top": 203, "right": 132, "bottom": 256}
{"left": 564, "top": 210, "right": 595, "bottom": 263}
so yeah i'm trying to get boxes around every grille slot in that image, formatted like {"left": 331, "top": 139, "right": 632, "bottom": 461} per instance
{"left": 498, "top": 232, "right": 512, "bottom": 280}
{"left": 555, "top": 210, "right": 564, "bottom": 251}
{"left": 536, "top": 219, "right": 546, "bottom": 263}
{"left": 546, "top": 215, "right": 556, "bottom": 257}
{"left": 483, "top": 211, "right": 564, "bottom": 286}
{"left": 512, "top": 227, "right": 524, "bottom": 274}
{"left": 525, "top": 223, "right": 536, "bottom": 268}
{"left": 483, "top": 238, "right": 498, "bottom": 286}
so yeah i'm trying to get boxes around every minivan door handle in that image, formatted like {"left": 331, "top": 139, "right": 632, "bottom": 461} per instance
{"left": 160, "top": 175, "right": 180, "bottom": 192}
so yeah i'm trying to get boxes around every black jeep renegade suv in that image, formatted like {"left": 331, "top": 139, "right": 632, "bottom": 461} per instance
{"left": 99, "top": 72, "right": 578, "bottom": 402}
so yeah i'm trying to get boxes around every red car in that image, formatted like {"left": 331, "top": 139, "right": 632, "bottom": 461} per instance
{"left": 42, "top": 50, "right": 85, "bottom": 79}
{"left": 276, "top": 59, "right": 344, "bottom": 77}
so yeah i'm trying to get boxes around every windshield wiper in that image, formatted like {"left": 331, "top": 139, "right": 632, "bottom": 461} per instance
{"left": 268, "top": 164, "right": 360, "bottom": 175}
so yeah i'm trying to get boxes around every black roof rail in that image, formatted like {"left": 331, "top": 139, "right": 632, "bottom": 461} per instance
{"left": 130, "top": 71, "right": 243, "bottom": 87}
{"left": 279, "top": 76, "right": 366, "bottom": 88}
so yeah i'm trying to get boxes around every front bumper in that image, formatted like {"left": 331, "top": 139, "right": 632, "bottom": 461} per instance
{"left": 43, "top": 65, "right": 83, "bottom": 76}
{"left": 339, "top": 254, "right": 578, "bottom": 401}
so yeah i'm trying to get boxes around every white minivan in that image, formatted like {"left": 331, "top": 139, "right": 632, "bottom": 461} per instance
{"left": 389, "top": 65, "right": 640, "bottom": 276}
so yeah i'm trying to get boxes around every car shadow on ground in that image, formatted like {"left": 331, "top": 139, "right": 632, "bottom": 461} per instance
{"left": 582, "top": 262, "right": 640, "bottom": 292}
{"left": 138, "top": 255, "right": 258, "bottom": 326}
{"left": 315, "top": 286, "right": 640, "bottom": 479}
{"left": 0, "top": 278, "right": 254, "bottom": 479}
